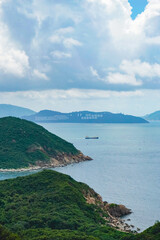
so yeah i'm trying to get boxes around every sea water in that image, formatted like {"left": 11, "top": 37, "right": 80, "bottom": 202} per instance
{"left": 0, "top": 122, "right": 160, "bottom": 231}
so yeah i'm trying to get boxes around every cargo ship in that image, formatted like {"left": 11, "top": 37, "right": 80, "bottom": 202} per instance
{"left": 85, "top": 136, "right": 99, "bottom": 139}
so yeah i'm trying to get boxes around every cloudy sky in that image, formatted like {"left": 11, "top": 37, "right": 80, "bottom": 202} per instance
{"left": 0, "top": 0, "right": 160, "bottom": 115}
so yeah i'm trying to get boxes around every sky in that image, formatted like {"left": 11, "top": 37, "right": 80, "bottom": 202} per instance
{"left": 0, "top": 0, "right": 160, "bottom": 115}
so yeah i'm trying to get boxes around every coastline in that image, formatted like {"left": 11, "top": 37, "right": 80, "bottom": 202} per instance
{"left": 0, "top": 152, "right": 92, "bottom": 173}
{"left": 0, "top": 155, "right": 141, "bottom": 234}
{"left": 83, "top": 187, "right": 137, "bottom": 233}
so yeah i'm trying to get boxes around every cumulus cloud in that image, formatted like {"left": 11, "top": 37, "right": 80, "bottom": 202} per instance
{"left": 0, "top": 0, "right": 160, "bottom": 94}
{"left": 0, "top": 47, "right": 29, "bottom": 77}
{"left": 120, "top": 59, "right": 160, "bottom": 78}
{"left": 107, "top": 73, "right": 142, "bottom": 86}
{"left": 0, "top": 12, "right": 29, "bottom": 77}
{"left": 90, "top": 65, "right": 142, "bottom": 86}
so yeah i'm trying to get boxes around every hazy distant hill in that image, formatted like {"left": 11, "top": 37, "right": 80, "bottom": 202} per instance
{"left": 144, "top": 111, "right": 160, "bottom": 121}
{"left": 0, "top": 104, "right": 36, "bottom": 118}
{"left": 24, "top": 110, "right": 148, "bottom": 124}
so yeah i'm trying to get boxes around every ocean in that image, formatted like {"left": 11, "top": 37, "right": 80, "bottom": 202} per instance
{"left": 0, "top": 122, "right": 160, "bottom": 231}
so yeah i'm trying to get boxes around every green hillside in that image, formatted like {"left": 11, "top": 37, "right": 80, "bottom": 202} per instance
{"left": 0, "top": 170, "right": 159, "bottom": 240}
{"left": 0, "top": 170, "right": 130, "bottom": 240}
{"left": 0, "top": 117, "right": 79, "bottom": 169}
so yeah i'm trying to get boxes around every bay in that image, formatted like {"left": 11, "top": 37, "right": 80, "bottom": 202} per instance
{"left": 0, "top": 122, "right": 160, "bottom": 231}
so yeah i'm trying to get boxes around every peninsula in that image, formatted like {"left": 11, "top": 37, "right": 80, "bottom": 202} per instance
{"left": 0, "top": 117, "right": 91, "bottom": 171}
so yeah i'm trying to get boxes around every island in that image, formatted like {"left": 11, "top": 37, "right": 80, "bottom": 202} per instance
{"left": 144, "top": 110, "right": 160, "bottom": 121}
{"left": 0, "top": 170, "right": 159, "bottom": 240}
{"left": 0, "top": 117, "right": 91, "bottom": 171}
{"left": 23, "top": 110, "right": 148, "bottom": 124}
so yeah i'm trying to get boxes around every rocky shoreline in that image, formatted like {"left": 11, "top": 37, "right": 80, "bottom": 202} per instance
{"left": 84, "top": 188, "right": 140, "bottom": 234}
{"left": 0, "top": 152, "right": 140, "bottom": 234}
{"left": 0, "top": 152, "right": 92, "bottom": 172}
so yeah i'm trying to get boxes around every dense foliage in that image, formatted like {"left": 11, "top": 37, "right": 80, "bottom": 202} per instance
{"left": 0, "top": 225, "right": 21, "bottom": 240}
{"left": 0, "top": 170, "right": 159, "bottom": 240}
{"left": 135, "top": 221, "right": 160, "bottom": 240}
{"left": 0, "top": 117, "right": 78, "bottom": 169}
{"left": 0, "top": 170, "right": 132, "bottom": 240}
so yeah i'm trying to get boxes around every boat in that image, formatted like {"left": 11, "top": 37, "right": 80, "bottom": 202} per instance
{"left": 85, "top": 136, "right": 99, "bottom": 139}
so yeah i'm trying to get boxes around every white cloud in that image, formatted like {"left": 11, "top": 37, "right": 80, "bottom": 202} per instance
{"left": 0, "top": 2, "right": 29, "bottom": 77}
{"left": 49, "top": 35, "right": 62, "bottom": 44}
{"left": 107, "top": 72, "right": 142, "bottom": 86}
{"left": 51, "top": 51, "right": 71, "bottom": 59}
{"left": 0, "top": 88, "right": 143, "bottom": 102}
{"left": 146, "top": 36, "right": 160, "bottom": 45}
{"left": 85, "top": 0, "right": 160, "bottom": 62}
{"left": 90, "top": 65, "right": 142, "bottom": 86}
{"left": 50, "top": 27, "right": 81, "bottom": 49}
{"left": 120, "top": 59, "right": 160, "bottom": 78}
{"left": 55, "top": 27, "right": 74, "bottom": 35}
{"left": 0, "top": 88, "right": 145, "bottom": 116}
{"left": 90, "top": 66, "right": 101, "bottom": 79}
{"left": 1, "top": 0, "right": 160, "bottom": 94}
{"left": 0, "top": 47, "right": 29, "bottom": 77}
{"left": 33, "top": 69, "right": 49, "bottom": 81}
{"left": 63, "top": 38, "right": 82, "bottom": 48}
{"left": 50, "top": 27, "right": 74, "bottom": 44}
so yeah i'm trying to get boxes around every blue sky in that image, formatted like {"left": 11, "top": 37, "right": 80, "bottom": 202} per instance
{"left": 129, "top": 0, "right": 148, "bottom": 19}
{"left": 0, "top": 0, "right": 160, "bottom": 115}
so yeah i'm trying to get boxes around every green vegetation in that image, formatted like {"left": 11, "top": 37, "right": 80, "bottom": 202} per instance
{"left": 0, "top": 170, "right": 159, "bottom": 240}
{"left": 0, "top": 170, "right": 131, "bottom": 240}
{"left": 0, "top": 225, "right": 20, "bottom": 240}
{"left": 135, "top": 221, "right": 160, "bottom": 240}
{"left": 0, "top": 117, "right": 79, "bottom": 169}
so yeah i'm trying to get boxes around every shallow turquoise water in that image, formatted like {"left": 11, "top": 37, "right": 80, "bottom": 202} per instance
{"left": 0, "top": 122, "right": 160, "bottom": 231}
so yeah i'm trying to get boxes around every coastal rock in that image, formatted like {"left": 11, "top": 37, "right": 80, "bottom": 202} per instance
{"left": 105, "top": 203, "right": 132, "bottom": 218}
{"left": 35, "top": 152, "right": 92, "bottom": 169}
{"left": 83, "top": 188, "right": 133, "bottom": 233}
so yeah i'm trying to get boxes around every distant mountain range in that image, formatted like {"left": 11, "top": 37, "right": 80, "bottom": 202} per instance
{"left": 0, "top": 104, "right": 36, "bottom": 118}
{"left": 144, "top": 110, "right": 160, "bottom": 121}
{"left": 23, "top": 110, "right": 148, "bottom": 124}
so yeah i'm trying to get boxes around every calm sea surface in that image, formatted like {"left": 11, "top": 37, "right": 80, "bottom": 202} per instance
{"left": 0, "top": 122, "right": 160, "bottom": 231}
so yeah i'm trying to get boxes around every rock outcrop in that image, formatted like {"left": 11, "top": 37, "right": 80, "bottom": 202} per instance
{"left": 83, "top": 188, "right": 133, "bottom": 233}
